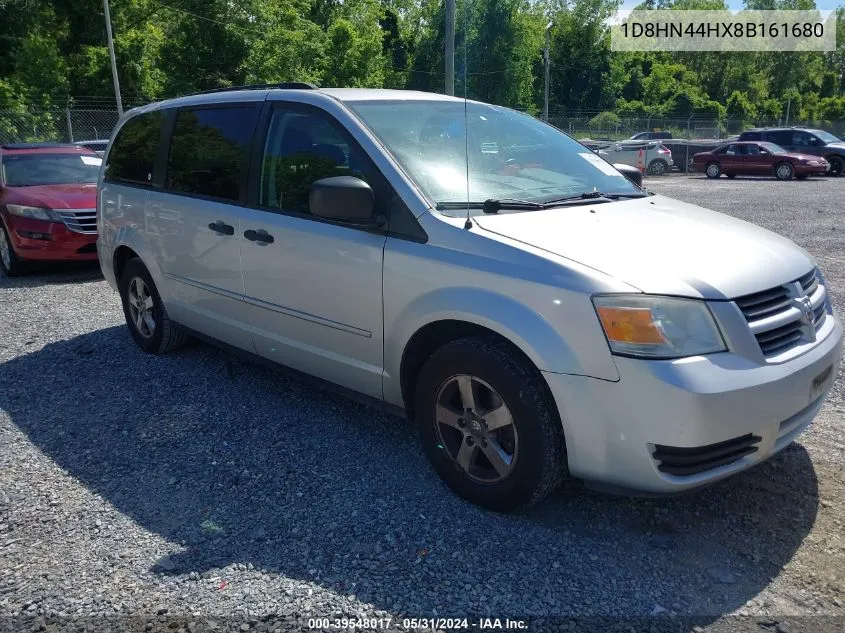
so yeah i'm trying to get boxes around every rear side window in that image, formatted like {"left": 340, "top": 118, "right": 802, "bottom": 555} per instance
{"left": 104, "top": 111, "right": 164, "bottom": 185}
{"left": 767, "top": 130, "right": 792, "bottom": 145}
{"left": 165, "top": 106, "right": 258, "bottom": 202}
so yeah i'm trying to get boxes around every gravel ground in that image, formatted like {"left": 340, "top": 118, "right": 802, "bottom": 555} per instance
{"left": 1, "top": 175, "right": 843, "bottom": 633}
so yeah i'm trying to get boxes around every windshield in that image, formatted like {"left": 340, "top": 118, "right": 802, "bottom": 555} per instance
{"left": 810, "top": 129, "right": 841, "bottom": 144}
{"left": 348, "top": 100, "right": 639, "bottom": 216}
{"left": 2, "top": 153, "right": 102, "bottom": 186}
{"left": 761, "top": 142, "right": 787, "bottom": 153}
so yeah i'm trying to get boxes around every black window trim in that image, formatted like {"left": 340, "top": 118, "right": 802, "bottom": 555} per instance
{"left": 158, "top": 101, "right": 263, "bottom": 206}
{"left": 246, "top": 100, "right": 427, "bottom": 243}
{"left": 103, "top": 109, "right": 169, "bottom": 189}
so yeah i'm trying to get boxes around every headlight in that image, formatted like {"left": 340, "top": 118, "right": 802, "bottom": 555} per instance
{"left": 6, "top": 204, "right": 60, "bottom": 221}
{"left": 593, "top": 295, "right": 727, "bottom": 359}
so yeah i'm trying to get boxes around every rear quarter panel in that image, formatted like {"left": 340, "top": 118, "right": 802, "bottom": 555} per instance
{"left": 97, "top": 182, "right": 159, "bottom": 291}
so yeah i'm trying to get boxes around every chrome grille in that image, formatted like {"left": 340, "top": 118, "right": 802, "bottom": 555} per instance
{"left": 734, "top": 268, "right": 828, "bottom": 358}
{"left": 56, "top": 209, "right": 97, "bottom": 234}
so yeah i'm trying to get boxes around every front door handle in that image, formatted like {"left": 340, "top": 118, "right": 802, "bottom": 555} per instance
{"left": 244, "top": 229, "right": 275, "bottom": 244}
{"left": 208, "top": 221, "right": 235, "bottom": 236}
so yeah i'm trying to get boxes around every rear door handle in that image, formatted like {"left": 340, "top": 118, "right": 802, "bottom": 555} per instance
{"left": 244, "top": 229, "right": 274, "bottom": 244}
{"left": 208, "top": 221, "right": 235, "bottom": 236}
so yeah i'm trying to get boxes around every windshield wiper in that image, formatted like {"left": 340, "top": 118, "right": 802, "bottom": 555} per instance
{"left": 436, "top": 191, "right": 646, "bottom": 214}
{"left": 537, "top": 191, "right": 647, "bottom": 207}
{"left": 436, "top": 198, "right": 545, "bottom": 213}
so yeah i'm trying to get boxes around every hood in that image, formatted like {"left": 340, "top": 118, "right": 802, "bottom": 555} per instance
{"left": 472, "top": 195, "right": 813, "bottom": 299}
{"left": 5, "top": 183, "right": 97, "bottom": 209}
{"left": 782, "top": 152, "right": 827, "bottom": 162}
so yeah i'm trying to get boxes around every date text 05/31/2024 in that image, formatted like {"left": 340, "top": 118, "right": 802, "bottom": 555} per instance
{"left": 307, "top": 617, "right": 529, "bottom": 630}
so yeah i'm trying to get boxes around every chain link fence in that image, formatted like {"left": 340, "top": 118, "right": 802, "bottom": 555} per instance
{"left": 1, "top": 103, "right": 843, "bottom": 150}
{"left": 547, "top": 110, "right": 845, "bottom": 142}
{"left": 0, "top": 107, "right": 124, "bottom": 145}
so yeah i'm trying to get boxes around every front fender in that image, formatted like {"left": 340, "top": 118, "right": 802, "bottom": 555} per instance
{"left": 383, "top": 286, "right": 620, "bottom": 407}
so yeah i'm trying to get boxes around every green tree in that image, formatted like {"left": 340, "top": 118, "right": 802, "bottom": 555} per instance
{"left": 589, "top": 110, "right": 621, "bottom": 133}
{"left": 725, "top": 91, "right": 757, "bottom": 131}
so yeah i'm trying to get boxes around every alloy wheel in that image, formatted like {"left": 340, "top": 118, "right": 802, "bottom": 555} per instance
{"left": 127, "top": 277, "right": 156, "bottom": 338}
{"left": 650, "top": 160, "right": 666, "bottom": 176}
{"left": 434, "top": 374, "right": 518, "bottom": 484}
{"left": 706, "top": 164, "right": 720, "bottom": 178}
{"left": 777, "top": 164, "right": 792, "bottom": 180}
{"left": 829, "top": 156, "right": 844, "bottom": 176}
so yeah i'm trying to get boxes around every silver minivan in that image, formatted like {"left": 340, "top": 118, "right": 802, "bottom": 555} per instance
{"left": 98, "top": 86, "right": 842, "bottom": 511}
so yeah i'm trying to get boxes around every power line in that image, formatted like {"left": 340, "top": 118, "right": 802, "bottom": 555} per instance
{"left": 145, "top": 0, "right": 267, "bottom": 36}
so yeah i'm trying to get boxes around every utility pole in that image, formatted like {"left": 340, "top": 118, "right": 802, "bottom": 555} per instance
{"left": 785, "top": 97, "right": 791, "bottom": 126}
{"left": 104, "top": 0, "right": 123, "bottom": 115}
{"left": 445, "top": 0, "right": 455, "bottom": 96}
{"left": 543, "top": 21, "right": 552, "bottom": 122}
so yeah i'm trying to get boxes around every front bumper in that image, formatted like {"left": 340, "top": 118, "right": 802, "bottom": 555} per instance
{"left": 4, "top": 215, "right": 98, "bottom": 262}
{"left": 544, "top": 311, "right": 842, "bottom": 493}
{"left": 795, "top": 162, "right": 829, "bottom": 175}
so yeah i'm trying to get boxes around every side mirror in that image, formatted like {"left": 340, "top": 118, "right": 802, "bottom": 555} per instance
{"left": 309, "top": 176, "right": 382, "bottom": 226}
{"left": 613, "top": 163, "right": 643, "bottom": 187}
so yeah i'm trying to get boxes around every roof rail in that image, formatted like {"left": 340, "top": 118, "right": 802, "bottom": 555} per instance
{"left": 193, "top": 82, "right": 318, "bottom": 96}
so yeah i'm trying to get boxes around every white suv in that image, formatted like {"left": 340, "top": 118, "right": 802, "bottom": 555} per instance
{"left": 97, "top": 85, "right": 842, "bottom": 511}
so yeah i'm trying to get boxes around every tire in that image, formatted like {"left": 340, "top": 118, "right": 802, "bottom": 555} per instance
{"left": 647, "top": 159, "right": 667, "bottom": 176}
{"left": 775, "top": 162, "right": 794, "bottom": 181}
{"left": 726, "top": 173, "right": 736, "bottom": 179}
{"left": 796, "top": 173, "right": 809, "bottom": 180}
{"left": 414, "top": 336, "right": 567, "bottom": 512}
{"left": 0, "top": 222, "right": 25, "bottom": 277}
{"left": 119, "top": 258, "right": 187, "bottom": 354}
{"left": 705, "top": 162, "right": 721, "bottom": 179}
{"left": 827, "top": 155, "right": 844, "bottom": 176}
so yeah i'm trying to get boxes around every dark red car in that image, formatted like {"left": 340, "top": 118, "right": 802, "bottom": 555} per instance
{"left": 0, "top": 143, "right": 100, "bottom": 275}
{"left": 691, "top": 141, "right": 830, "bottom": 181}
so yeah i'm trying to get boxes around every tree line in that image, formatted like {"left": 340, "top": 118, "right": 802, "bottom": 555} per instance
{"left": 0, "top": 0, "right": 844, "bottom": 128}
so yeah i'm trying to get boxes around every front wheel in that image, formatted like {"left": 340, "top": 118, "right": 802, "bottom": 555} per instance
{"left": 705, "top": 162, "right": 721, "bottom": 179}
{"left": 119, "top": 258, "right": 187, "bottom": 354}
{"left": 0, "top": 223, "right": 25, "bottom": 276}
{"left": 414, "top": 336, "right": 567, "bottom": 512}
{"left": 827, "top": 155, "right": 844, "bottom": 176}
{"left": 775, "top": 162, "right": 794, "bottom": 181}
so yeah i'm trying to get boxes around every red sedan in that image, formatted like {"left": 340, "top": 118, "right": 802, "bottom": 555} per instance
{"left": 692, "top": 141, "right": 830, "bottom": 181}
{"left": 0, "top": 143, "right": 100, "bottom": 275}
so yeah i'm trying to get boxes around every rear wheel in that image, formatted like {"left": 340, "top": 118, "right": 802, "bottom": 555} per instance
{"left": 775, "top": 162, "right": 794, "bottom": 181}
{"left": 705, "top": 162, "right": 721, "bottom": 179}
{"left": 414, "top": 336, "right": 567, "bottom": 512}
{"left": 0, "top": 223, "right": 25, "bottom": 277}
{"left": 119, "top": 258, "right": 187, "bottom": 354}
{"left": 647, "top": 159, "right": 667, "bottom": 176}
{"left": 827, "top": 155, "right": 844, "bottom": 176}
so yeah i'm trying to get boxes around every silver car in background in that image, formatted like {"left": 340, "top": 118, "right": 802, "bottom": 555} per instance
{"left": 598, "top": 140, "right": 674, "bottom": 175}
{"left": 97, "top": 87, "right": 842, "bottom": 511}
